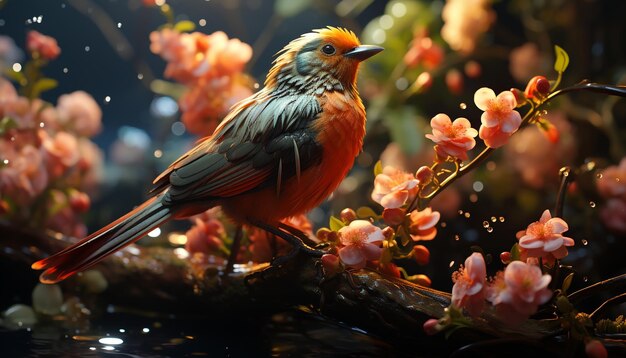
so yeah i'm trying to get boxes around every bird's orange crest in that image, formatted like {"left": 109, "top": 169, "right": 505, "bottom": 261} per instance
{"left": 265, "top": 27, "right": 361, "bottom": 87}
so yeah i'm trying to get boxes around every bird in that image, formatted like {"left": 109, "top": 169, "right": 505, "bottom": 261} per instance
{"left": 32, "top": 27, "right": 383, "bottom": 284}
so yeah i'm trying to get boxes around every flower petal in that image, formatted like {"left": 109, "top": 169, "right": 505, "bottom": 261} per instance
{"left": 547, "top": 217, "right": 568, "bottom": 234}
{"left": 474, "top": 87, "right": 496, "bottom": 111}
{"left": 362, "top": 243, "right": 383, "bottom": 261}
{"left": 496, "top": 90, "right": 518, "bottom": 110}
{"left": 543, "top": 237, "right": 564, "bottom": 252}
{"left": 381, "top": 190, "right": 408, "bottom": 209}
{"left": 338, "top": 246, "right": 364, "bottom": 266}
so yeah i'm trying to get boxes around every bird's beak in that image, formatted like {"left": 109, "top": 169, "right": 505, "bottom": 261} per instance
{"left": 343, "top": 45, "right": 384, "bottom": 61}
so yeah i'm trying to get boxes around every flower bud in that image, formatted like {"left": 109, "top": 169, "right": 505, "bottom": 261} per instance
{"left": 524, "top": 75, "right": 551, "bottom": 100}
{"left": 407, "top": 274, "right": 432, "bottom": 287}
{"left": 321, "top": 254, "right": 342, "bottom": 277}
{"left": 69, "top": 191, "right": 91, "bottom": 213}
{"left": 382, "top": 226, "right": 395, "bottom": 240}
{"left": 464, "top": 60, "right": 481, "bottom": 78}
{"left": 415, "top": 166, "right": 434, "bottom": 185}
{"left": 445, "top": 69, "right": 463, "bottom": 95}
{"left": 340, "top": 208, "right": 357, "bottom": 223}
{"left": 379, "top": 262, "right": 401, "bottom": 278}
{"left": 316, "top": 228, "right": 332, "bottom": 241}
{"left": 382, "top": 208, "right": 406, "bottom": 226}
{"left": 423, "top": 318, "right": 440, "bottom": 335}
{"left": 413, "top": 245, "right": 430, "bottom": 265}
{"left": 510, "top": 88, "right": 527, "bottom": 107}
{"left": 500, "top": 251, "right": 511, "bottom": 264}
{"left": 585, "top": 340, "right": 608, "bottom": 358}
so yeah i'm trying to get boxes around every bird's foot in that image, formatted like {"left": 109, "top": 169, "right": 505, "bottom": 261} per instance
{"left": 249, "top": 220, "right": 325, "bottom": 267}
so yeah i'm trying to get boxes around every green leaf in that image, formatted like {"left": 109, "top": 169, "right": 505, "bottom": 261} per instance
{"left": 561, "top": 272, "right": 575, "bottom": 295}
{"left": 356, "top": 206, "right": 378, "bottom": 219}
{"left": 4, "top": 68, "right": 26, "bottom": 84}
{"left": 553, "top": 45, "right": 570, "bottom": 74}
{"left": 31, "top": 78, "right": 58, "bottom": 98}
{"left": 275, "top": 0, "right": 311, "bottom": 17}
{"left": 173, "top": 20, "right": 196, "bottom": 33}
{"left": 329, "top": 216, "right": 345, "bottom": 232}
{"left": 374, "top": 160, "right": 383, "bottom": 176}
{"left": 0, "top": 117, "right": 17, "bottom": 136}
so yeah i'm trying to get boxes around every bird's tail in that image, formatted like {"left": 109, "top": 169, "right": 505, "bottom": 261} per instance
{"left": 32, "top": 196, "right": 172, "bottom": 284}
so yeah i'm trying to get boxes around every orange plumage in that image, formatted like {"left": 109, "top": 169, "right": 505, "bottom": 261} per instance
{"left": 32, "top": 27, "right": 382, "bottom": 283}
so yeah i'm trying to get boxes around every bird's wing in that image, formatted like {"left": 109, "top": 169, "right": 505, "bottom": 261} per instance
{"left": 151, "top": 93, "right": 324, "bottom": 203}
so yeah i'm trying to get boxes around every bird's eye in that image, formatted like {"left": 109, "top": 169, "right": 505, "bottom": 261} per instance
{"left": 321, "top": 44, "right": 336, "bottom": 55}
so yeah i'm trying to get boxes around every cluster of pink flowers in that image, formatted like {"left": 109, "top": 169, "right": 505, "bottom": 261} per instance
{"left": 150, "top": 29, "right": 253, "bottom": 136}
{"left": 0, "top": 78, "right": 103, "bottom": 237}
{"left": 26, "top": 30, "right": 61, "bottom": 60}
{"left": 441, "top": 0, "right": 495, "bottom": 54}
{"left": 451, "top": 252, "right": 552, "bottom": 326}
{"left": 404, "top": 29, "right": 444, "bottom": 70}
{"left": 596, "top": 158, "right": 626, "bottom": 234}
{"left": 371, "top": 165, "right": 419, "bottom": 209}
{"left": 336, "top": 220, "right": 384, "bottom": 269}
{"left": 185, "top": 208, "right": 226, "bottom": 255}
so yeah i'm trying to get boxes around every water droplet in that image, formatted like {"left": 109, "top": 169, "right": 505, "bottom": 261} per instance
{"left": 153, "top": 149, "right": 163, "bottom": 158}
{"left": 596, "top": 173, "right": 603, "bottom": 179}
{"left": 464, "top": 212, "right": 471, "bottom": 218}
{"left": 449, "top": 260, "right": 455, "bottom": 268}
{"left": 459, "top": 103, "right": 467, "bottom": 109}
{"left": 104, "top": 96, "right": 111, "bottom": 103}
{"left": 119, "top": 329, "right": 125, "bottom": 333}
{"left": 583, "top": 276, "right": 588, "bottom": 282}
{"left": 137, "top": 73, "right": 144, "bottom": 80}
{"left": 84, "top": 46, "right": 91, "bottom": 52}
{"left": 454, "top": 234, "right": 460, "bottom": 241}
{"left": 582, "top": 239, "right": 588, "bottom": 246}
{"left": 487, "top": 227, "right": 493, "bottom": 233}
{"left": 440, "top": 222, "right": 447, "bottom": 228}
{"left": 469, "top": 193, "right": 478, "bottom": 203}
{"left": 499, "top": 216, "right": 505, "bottom": 222}
{"left": 12, "top": 63, "right": 21, "bottom": 72}
{"left": 491, "top": 216, "right": 497, "bottom": 222}
{"left": 142, "top": 327, "right": 150, "bottom": 333}
{"left": 458, "top": 210, "right": 464, "bottom": 215}
{"left": 589, "top": 201, "right": 596, "bottom": 208}
{"left": 482, "top": 221, "right": 490, "bottom": 228}
{"left": 117, "top": 22, "right": 122, "bottom": 28}
{"left": 199, "top": 18, "right": 207, "bottom": 27}
{"left": 39, "top": 122, "right": 45, "bottom": 128}
{"left": 616, "top": 177, "right": 621, "bottom": 182}
{"left": 541, "top": 110, "right": 548, "bottom": 116}
{"left": 63, "top": 67, "right": 68, "bottom": 73}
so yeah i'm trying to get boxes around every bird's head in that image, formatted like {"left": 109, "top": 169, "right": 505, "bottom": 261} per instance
{"left": 266, "top": 27, "right": 383, "bottom": 90}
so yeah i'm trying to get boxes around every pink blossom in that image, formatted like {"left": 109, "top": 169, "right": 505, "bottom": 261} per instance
{"left": 26, "top": 31, "right": 61, "bottom": 60}
{"left": 408, "top": 207, "right": 440, "bottom": 241}
{"left": 180, "top": 76, "right": 252, "bottom": 136}
{"left": 0, "top": 144, "right": 48, "bottom": 205}
{"left": 425, "top": 113, "right": 477, "bottom": 161}
{"left": 597, "top": 158, "right": 626, "bottom": 199}
{"left": 599, "top": 198, "right": 626, "bottom": 234}
{"left": 509, "top": 43, "right": 550, "bottom": 84}
{"left": 337, "top": 220, "right": 384, "bottom": 269}
{"left": 42, "top": 131, "right": 80, "bottom": 178}
{"left": 185, "top": 217, "right": 225, "bottom": 255}
{"left": 504, "top": 111, "right": 575, "bottom": 189}
{"left": 441, "top": 0, "right": 495, "bottom": 54}
{"left": 451, "top": 252, "right": 487, "bottom": 316}
{"left": 404, "top": 30, "right": 444, "bottom": 69}
{"left": 150, "top": 30, "right": 252, "bottom": 85}
{"left": 474, "top": 88, "right": 522, "bottom": 148}
{"left": 517, "top": 210, "right": 575, "bottom": 264}
{"left": 371, "top": 166, "right": 419, "bottom": 209}
{"left": 56, "top": 91, "right": 102, "bottom": 137}
{"left": 487, "top": 261, "right": 552, "bottom": 326}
